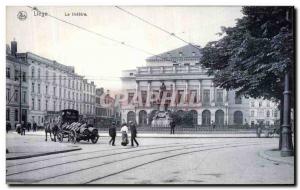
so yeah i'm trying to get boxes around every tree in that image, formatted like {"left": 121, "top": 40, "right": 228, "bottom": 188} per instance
{"left": 200, "top": 7, "right": 294, "bottom": 104}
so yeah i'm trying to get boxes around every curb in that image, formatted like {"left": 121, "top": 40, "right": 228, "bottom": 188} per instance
{"left": 6, "top": 147, "right": 82, "bottom": 160}
{"left": 13, "top": 132, "right": 275, "bottom": 138}
{"left": 258, "top": 150, "right": 294, "bottom": 166}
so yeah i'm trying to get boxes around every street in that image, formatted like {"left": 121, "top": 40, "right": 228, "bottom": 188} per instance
{"left": 6, "top": 133, "right": 294, "bottom": 184}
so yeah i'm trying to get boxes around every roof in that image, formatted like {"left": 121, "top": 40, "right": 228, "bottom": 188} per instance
{"left": 146, "top": 44, "right": 202, "bottom": 61}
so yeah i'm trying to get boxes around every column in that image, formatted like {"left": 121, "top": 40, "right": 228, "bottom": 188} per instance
{"left": 211, "top": 81, "right": 215, "bottom": 106}
{"left": 135, "top": 81, "right": 139, "bottom": 108}
{"left": 146, "top": 81, "right": 151, "bottom": 107}
{"left": 198, "top": 80, "right": 202, "bottom": 104}
{"left": 171, "top": 80, "right": 176, "bottom": 108}
{"left": 185, "top": 80, "right": 189, "bottom": 102}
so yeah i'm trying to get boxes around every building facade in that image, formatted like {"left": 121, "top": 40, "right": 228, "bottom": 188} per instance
{"left": 6, "top": 41, "right": 97, "bottom": 127}
{"left": 120, "top": 45, "right": 280, "bottom": 127}
{"left": 95, "top": 88, "right": 121, "bottom": 127}
{"left": 6, "top": 41, "right": 30, "bottom": 128}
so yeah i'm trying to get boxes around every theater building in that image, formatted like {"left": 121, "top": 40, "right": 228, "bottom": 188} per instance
{"left": 120, "top": 44, "right": 280, "bottom": 127}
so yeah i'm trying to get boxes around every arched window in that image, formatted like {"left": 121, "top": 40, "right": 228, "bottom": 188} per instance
{"left": 202, "top": 110, "right": 211, "bottom": 126}
{"left": 139, "top": 110, "right": 147, "bottom": 126}
{"left": 127, "top": 111, "right": 136, "bottom": 123}
{"left": 190, "top": 110, "right": 198, "bottom": 125}
{"left": 215, "top": 110, "right": 224, "bottom": 126}
{"left": 234, "top": 111, "right": 243, "bottom": 125}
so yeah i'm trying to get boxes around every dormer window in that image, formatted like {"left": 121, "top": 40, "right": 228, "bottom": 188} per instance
{"left": 129, "top": 73, "right": 134, "bottom": 76}
{"left": 179, "top": 52, "right": 183, "bottom": 57}
{"left": 192, "top": 52, "right": 196, "bottom": 56}
{"left": 167, "top": 53, "right": 171, "bottom": 57}
{"left": 184, "top": 63, "right": 190, "bottom": 66}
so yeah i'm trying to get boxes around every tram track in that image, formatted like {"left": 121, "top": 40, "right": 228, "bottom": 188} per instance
{"left": 6, "top": 140, "right": 273, "bottom": 184}
{"left": 6, "top": 142, "right": 186, "bottom": 168}
{"left": 7, "top": 141, "right": 241, "bottom": 176}
{"left": 85, "top": 142, "right": 272, "bottom": 184}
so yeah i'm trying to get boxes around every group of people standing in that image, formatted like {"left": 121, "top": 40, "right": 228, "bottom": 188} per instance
{"left": 6, "top": 121, "right": 38, "bottom": 135}
{"left": 108, "top": 121, "right": 139, "bottom": 147}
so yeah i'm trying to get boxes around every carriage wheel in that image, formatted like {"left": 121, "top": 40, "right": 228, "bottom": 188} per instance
{"left": 91, "top": 135, "right": 99, "bottom": 144}
{"left": 69, "top": 131, "right": 77, "bottom": 144}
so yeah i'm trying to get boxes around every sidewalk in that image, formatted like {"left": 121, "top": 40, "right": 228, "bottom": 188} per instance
{"left": 258, "top": 149, "right": 294, "bottom": 166}
{"left": 13, "top": 130, "right": 274, "bottom": 138}
{"left": 6, "top": 133, "right": 81, "bottom": 160}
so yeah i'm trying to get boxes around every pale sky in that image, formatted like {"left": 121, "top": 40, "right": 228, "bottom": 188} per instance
{"left": 6, "top": 6, "right": 243, "bottom": 91}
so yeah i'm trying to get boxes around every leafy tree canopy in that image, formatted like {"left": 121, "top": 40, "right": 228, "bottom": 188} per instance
{"left": 200, "top": 6, "right": 294, "bottom": 103}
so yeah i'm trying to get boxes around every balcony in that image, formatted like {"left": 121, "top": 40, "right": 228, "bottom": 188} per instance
{"left": 136, "top": 65, "right": 205, "bottom": 76}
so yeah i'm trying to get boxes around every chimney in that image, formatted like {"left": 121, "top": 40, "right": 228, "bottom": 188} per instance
{"left": 11, "top": 40, "right": 17, "bottom": 56}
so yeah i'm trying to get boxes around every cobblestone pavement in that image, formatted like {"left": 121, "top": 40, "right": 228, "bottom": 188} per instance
{"left": 6, "top": 134, "right": 294, "bottom": 185}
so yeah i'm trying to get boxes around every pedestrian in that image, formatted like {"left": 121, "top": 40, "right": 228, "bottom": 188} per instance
{"left": 212, "top": 120, "right": 216, "bottom": 130}
{"left": 109, "top": 122, "right": 117, "bottom": 146}
{"left": 6, "top": 122, "right": 11, "bottom": 134}
{"left": 129, "top": 121, "right": 139, "bottom": 147}
{"left": 120, "top": 123, "right": 129, "bottom": 146}
{"left": 16, "top": 123, "right": 21, "bottom": 135}
{"left": 170, "top": 119, "right": 175, "bottom": 134}
{"left": 21, "top": 121, "right": 26, "bottom": 136}
{"left": 256, "top": 123, "right": 262, "bottom": 138}
{"left": 33, "top": 122, "right": 37, "bottom": 132}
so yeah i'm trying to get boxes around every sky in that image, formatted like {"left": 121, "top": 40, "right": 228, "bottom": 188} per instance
{"left": 6, "top": 6, "right": 243, "bottom": 91}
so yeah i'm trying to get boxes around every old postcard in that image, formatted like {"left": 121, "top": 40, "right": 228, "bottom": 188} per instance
{"left": 5, "top": 6, "right": 295, "bottom": 185}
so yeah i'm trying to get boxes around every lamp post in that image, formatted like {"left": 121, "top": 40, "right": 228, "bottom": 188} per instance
{"left": 281, "top": 72, "right": 294, "bottom": 156}
{"left": 19, "top": 59, "right": 22, "bottom": 126}
{"left": 280, "top": 9, "right": 294, "bottom": 157}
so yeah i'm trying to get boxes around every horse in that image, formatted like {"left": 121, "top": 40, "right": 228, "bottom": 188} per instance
{"left": 45, "top": 122, "right": 59, "bottom": 142}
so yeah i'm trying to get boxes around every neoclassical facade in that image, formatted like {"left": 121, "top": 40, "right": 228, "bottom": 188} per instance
{"left": 120, "top": 45, "right": 280, "bottom": 127}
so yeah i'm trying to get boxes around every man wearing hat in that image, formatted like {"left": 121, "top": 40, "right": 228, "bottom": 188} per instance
{"left": 129, "top": 121, "right": 139, "bottom": 147}
{"left": 109, "top": 121, "right": 117, "bottom": 146}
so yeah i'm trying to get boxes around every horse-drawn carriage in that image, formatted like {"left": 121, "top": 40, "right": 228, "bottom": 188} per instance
{"left": 56, "top": 109, "right": 99, "bottom": 144}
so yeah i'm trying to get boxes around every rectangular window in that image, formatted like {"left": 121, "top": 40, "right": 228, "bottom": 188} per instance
{"left": 59, "top": 88, "right": 61, "bottom": 98}
{"left": 190, "top": 90, "right": 197, "bottom": 103}
{"left": 23, "top": 91, "right": 26, "bottom": 103}
{"left": 216, "top": 89, "right": 223, "bottom": 103}
{"left": 38, "top": 99, "right": 41, "bottom": 110}
{"left": 32, "top": 83, "right": 35, "bottom": 93}
{"left": 38, "top": 84, "right": 41, "bottom": 94}
{"left": 45, "top": 100, "right": 48, "bottom": 111}
{"left": 203, "top": 90, "right": 210, "bottom": 105}
{"left": 32, "top": 98, "right": 35, "bottom": 110}
{"left": 128, "top": 92, "right": 134, "bottom": 103}
{"left": 6, "top": 67, "right": 10, "bottom": 78}
{"left": 15, "top": 70, "right": 19, "bottom": 81}
{"left": 53, "top": 87, "right": 56, "bottom": 97}
{"left": 6, "top": 108, "right": 10, "bottom": 121}
{"left": 45, "top": 85, "right": 48, "bottom": 95}
{"left": 14, "top": 90, "right": 18, "bottom": 102}
{"left": 251, "top": 110, "right": 254, "bottom": 117}
{"left": 141, "top": 91, "right": 147, "bottom": 105}
{"left": 6, "top": 88, "right": 10, "bottom": 102}
{"left": 22, "top": 72, "right": 26, "bottom": 82}
{"left": 235, "top": 95, "right": 242, "bottom": 104}
{"left": 15, "top": 109, "right": 18, "bottom": 121}
{"left": 251, "top": 101, "right": 255, "bottom": 107}
{"left": 53, "top": 101, "right": 56, "bottom": 111}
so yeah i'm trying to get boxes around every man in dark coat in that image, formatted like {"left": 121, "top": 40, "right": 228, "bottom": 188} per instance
{"left": 6, "top": 122, "right": 11, "bottom": 134}
{"left": 109, "top": 122, "right": 117, "bottom": 146}
{"left": 170, "top": 119, "right": 176, "bottom": 134}
{"left": 33, "top": 122, "right": 37, "bottom": 132}
{"left": 129, "top": 121, "right": 139, "bottom": 147}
